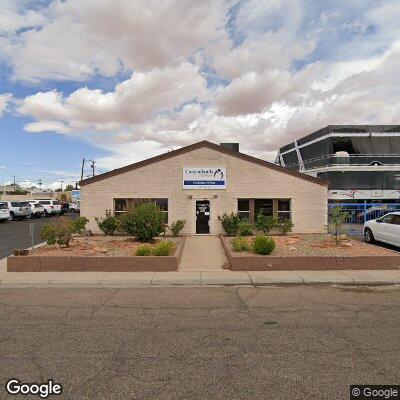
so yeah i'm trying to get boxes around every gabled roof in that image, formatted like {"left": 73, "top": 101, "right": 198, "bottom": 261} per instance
{"left": 80, "top": 140, "right": 328, "bottom": 187}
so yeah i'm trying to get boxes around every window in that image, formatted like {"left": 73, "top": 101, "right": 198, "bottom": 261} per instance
{"left": 53, "top": 201, "right": 60, "bottom": 205}
{"left": 0, "top": 203, "right": 7, "bottom": 210}
{"left": 254, "top": 199, "right": 273, "bottom": 217}
{"left": 278, "top": 200, "right": 291, "bottom": 220}
{"left": 11, "top": 202, "right": 20, "bottom": 207}
{"left": 392, "top": 215, "right": 400, "bottom": 225}
{"left": 379, "top": 214, "right": 393, "bottom": 224}
{"left": 39, "top": 201, "right": 51, "bottom": 205}
{"left": 114, "top": 198, "right": 168, "bottom": 222}
{"left": 237, "top": 199, "right": 250, "bottom": 220}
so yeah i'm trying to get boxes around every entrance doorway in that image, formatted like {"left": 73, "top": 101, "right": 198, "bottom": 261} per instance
{"left": 196, "top": 200, "right": 210, "bottom": 234}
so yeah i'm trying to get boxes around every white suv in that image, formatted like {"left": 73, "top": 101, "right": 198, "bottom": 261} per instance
{"left": 364, "top": 212, "right": 400, "bottom": 248}
{"left": 33, "top": 199, "right": 62, "bottom": 216}
{"left": 28, "top": 201, "right": 45, "bottom": 218}
{"left": 0, "top": 202, "right": 10, "bottom": 222}
{"left": 3, "top": 201, "right": 31, "bottom": 220}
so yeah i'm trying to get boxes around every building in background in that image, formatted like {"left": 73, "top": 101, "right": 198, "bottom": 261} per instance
{"left": 275, "top": 125, "right": 400, "bottom": 203}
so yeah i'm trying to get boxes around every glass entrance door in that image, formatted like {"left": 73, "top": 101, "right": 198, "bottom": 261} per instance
{"left": 196, "top": 200, "right": 210, "bottom": 234}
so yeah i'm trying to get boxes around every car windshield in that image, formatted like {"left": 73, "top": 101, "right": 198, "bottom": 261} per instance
{"left": 53, "top": 201, "right": 60, "bottom": 205}
{"left": 39, "top": 201, "right": 50, "bottom": 205}
{"left": 11, "top": 202, "right": 21, "bottom": 207}
{"left": 20, "top": 202, "right": 30, "bottom": 206}
{"left": 0, "top": 203, "right": 8, "bottom": 209}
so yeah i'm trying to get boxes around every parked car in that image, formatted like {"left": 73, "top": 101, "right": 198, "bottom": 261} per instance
{"left": 0, "top": 202, "right": 11, "bottom": 222}
{"left": 3, "top": 201, "right": 31, "bottom": 220}
{"left": 33, "top": 199, "right": 62, "bottom": 216}
{"left": 28, "top": 201, "right": 45, "bottom": 218}
{"left": 69, "top": 202, "right": 80, "bottom": 213}
{"left": 364, "top": 212, "right": 400, "bottom": 247}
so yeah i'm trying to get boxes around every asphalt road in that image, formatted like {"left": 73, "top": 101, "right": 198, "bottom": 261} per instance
{"left": 0, "top": 213, "right": 79, "bottom": 258}
{"left": 0, "top": 286, "right": 399, "bottom": 399}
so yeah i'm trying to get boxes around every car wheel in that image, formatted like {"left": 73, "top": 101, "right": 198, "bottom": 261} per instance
{"left": 26, "top": 214, "right": 32, "bottom": 219}
{"left": 44, "top": 210, "right": 48, "bottom": 217}
{"left": 364, "top": 228, "right": 375, "bottom": 244}
{"left": 9, "top": 212, "right": 15, "bottom": 221}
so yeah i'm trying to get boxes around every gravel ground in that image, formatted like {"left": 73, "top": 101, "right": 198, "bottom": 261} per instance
{"left": 228, "top": 233, "right": 398, "bottom": 256}
{"left": 32, "top": 235, "right": 181, "bottom": 257}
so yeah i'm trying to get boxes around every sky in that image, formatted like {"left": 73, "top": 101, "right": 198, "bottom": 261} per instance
{"left": 1, "top": 0, "right": 400, "bottom": 188}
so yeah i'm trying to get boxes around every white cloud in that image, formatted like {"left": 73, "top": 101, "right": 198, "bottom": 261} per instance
{"left": 2, "top": 0, "right": 229, "bottom": 83}
{"left": 0, "top": 93, "right": 12, "bottom": 117}
{"left": 4, "top": 0, "right": 400, "bottom": 170}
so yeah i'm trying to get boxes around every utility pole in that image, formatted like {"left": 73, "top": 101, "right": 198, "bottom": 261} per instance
{"left": 90, "top": 160, "right": 95, "bottom": 177}
{"left": 13, "top": 175, "right": 16, "bottom": 191}
{"left": 80, "top": 158, "right": 85, "bottom": 182}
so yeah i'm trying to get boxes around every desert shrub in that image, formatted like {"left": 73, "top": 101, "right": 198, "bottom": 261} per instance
{"left": 277, "top": 218, "right": 294, "bottom": 235}
{"left": 169, "top": 219, "right": 186, "bottom": 236}
{"left": 252, "top": 235, "right": 276, "bottom": 255}
{"left": 135, "top": 243, "right": 154, "bottom": 256}
{"left": 328, "top": 206, "right": 349, "bottom": 245}
{"left": 231, "top": 236, "right": 251, "bottom": 252}
{"left": 95, "top": 210, "right": 119, "bottom": 236}
{"left": 71, "top": 216, "right": 89, "bottom": 234}
{"left": 120, "top": 202, "right": 166, "bottom": 242}
{"left": 40, "top": 217, "right": 73, "bottom": 247}
{"left": 218, "top": 212, "right": 241, "bottom": 235}
{"left": 152, "top": 240, "right": 175, "bottom": 256}
{"left": 255, "top": 214, "right": 278, "bottom": 234}
{"left": 237, "top": 220, "right": 253, "bottom": 236}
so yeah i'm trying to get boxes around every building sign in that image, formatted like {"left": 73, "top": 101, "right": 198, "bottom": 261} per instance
{"left": 183, "top": 167, "right": 226, "bottom": 189}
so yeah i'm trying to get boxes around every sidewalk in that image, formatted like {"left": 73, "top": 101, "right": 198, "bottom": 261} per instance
{"left": 1, "top": 257, "right": 400, "bottom": 287}
{"left": 179, "top": 236, "right": 228, "bottom": 271}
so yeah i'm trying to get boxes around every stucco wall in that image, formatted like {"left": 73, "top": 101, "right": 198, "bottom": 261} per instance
{"left": 81, "top": 147, "right": 328, "bottom": 234}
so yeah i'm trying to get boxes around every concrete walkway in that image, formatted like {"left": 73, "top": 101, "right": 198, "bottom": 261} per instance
{"left": 179, "top": 236, "right": 228, "bottom": 271}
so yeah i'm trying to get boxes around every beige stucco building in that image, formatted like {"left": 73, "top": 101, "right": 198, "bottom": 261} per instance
{"left": 80, "top": 141, "right": 328, "bottom": 235}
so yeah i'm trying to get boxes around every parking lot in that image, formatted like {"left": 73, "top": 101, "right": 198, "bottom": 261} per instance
{"left": 0, "top": 213, "right": 78, "bottom": 258}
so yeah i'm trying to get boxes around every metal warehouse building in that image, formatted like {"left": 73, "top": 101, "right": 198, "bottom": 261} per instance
{"left": 80, "top": 141, "right": 328, "bottom": 235}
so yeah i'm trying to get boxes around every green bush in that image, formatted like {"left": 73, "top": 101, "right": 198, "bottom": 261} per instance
{"left": 252, "top": 235, "right": 276, "bottom": 255}
{"left": 169, "top": 219, "right": 186, "bottom": 236}
{"left": 231, "top": 236, "right": 251, "bottom": 252}
{"left": 120, "top": 202, "right": 166, "bottom": 242}
{"left": 277, "top": 218, "right": 294, "bottom": 235}
{"left": 95, "top": 210, "right": 119, "bottom": 236}
{"left": 152, "top": 240, "right": 175, "bottom": 256}
{"left": 255, "top": 214, "right": 278, "bottom": 234}
{"left": 71, "top": 216, "right": 89, "bottom": 233}
{"left": 40, "top": 217, "right": 74, "bottom": 247}
{"left": 135, "top": 243, "right": 154, "bottom": 256}
{"left": 218, "top": 212, "right": 241, "bottom": 235}
{"left": 237, "top": 220, "right": 253, "bottom": 236}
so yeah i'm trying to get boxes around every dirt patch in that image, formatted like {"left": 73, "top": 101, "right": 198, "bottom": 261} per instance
{"left": 229, "top": 233, "right": 398, "bottom": 257}
{"left": 31, "top": 236, "right": 181, "bottom": 257}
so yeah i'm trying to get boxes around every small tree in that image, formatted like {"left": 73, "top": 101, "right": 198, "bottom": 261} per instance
{"left": 119, "top": 202, "right": 166, "bottom": 242}
{"left": 95, "top": 210, "right": 119, "bottom": 236}
{"left": 65, "top": 184, "right": 74, "bottom": 191}
{"left": 237, "top": 220, "right": 253, "bottom": 236}
{"left": 169, "top": 219, "right": 186, "bottom": 236}
{"left": 218, "top": 212, "right": 241, "bottom": 236}
{"left": 71, "top": 216, "right": 89, "bottom": 234}
{"left": 40, "top": 217, "right": 74, "bottom": 247}
{"left": 277, "top": 218, "right": 294, "bottom": 235}
{"left": 255, "top": 213, "right": 278, "bottom": 234}
{"left": 328, "top": 206, "right": 349, "bottom": 245}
